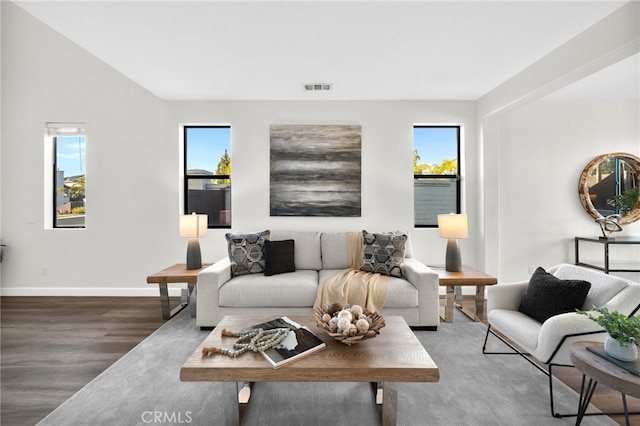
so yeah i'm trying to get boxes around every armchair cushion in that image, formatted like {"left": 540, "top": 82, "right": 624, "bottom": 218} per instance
{"left": 518, "top": 267, "right": 591, "bottom": 323}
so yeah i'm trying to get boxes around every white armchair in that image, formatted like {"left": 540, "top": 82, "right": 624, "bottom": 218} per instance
{"left": 482, "top": 263, "right": 640, "bottom": 418}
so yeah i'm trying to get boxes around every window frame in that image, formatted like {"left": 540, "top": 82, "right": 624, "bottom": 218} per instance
{"left": 413, "top": 125, "right": 461, "bottom": 228}
{"left": 183, "top": 125, "right": 231, "bottom": 229}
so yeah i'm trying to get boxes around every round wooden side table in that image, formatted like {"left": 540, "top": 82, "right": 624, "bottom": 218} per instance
{"left": 570, "top": 341, "right": 640, "bottom": 426}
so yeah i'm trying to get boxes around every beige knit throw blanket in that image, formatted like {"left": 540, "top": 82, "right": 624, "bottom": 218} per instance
{"left": 313, "top": 231, "right": 390, "bottom": 313}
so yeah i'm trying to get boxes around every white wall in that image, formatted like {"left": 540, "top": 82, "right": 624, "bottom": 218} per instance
{"left": 0, "top": 3, "right": 479, "bottom": 295}
{"left": 478, "top": 0, "right": 640, "bottom": 284}
{"left": 2, "top": 2, "right": 638, "bottom": 296}
{"left": 168, "top": 100, "right": 478, "bottom": 267}
{"left": 0, "top": 1, "right": 3, "bottom": 287}
{"left": 1, "top": 2, "right": 173, "bottom": 295}
{"left": 496, "top": 99, "right": 640, "bottom": 283}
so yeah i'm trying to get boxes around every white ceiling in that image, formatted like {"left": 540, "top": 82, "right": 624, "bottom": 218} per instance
{"left": 13, "top": 0, "right": 638, "bottom": 101}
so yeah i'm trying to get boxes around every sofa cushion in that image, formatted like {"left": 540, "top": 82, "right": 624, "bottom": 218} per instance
{"left": 518, "top": 267, "right": 591, "bottom": 323}
{"left": 219, "top": 270, "right": 318, "bottom": 308}
{"left": 360, "top": 230, "right": 407, "bottom": 278}
{"left": 321, "top": 232, "right": 349, "bottom": 270}
{"left": 488, "top": 308, "right": 541, "bottom": 353}
{"left": 226, "top": 230, "right": 270, "bottom": 277}
{"left": 264, "top": 239, "right": 296, "bottom": 276}
{"left": 552, "top": 263, "right": 628, "bottom": 309}
{"left": 270, "top": 231, "right": 322, "bottom": 270}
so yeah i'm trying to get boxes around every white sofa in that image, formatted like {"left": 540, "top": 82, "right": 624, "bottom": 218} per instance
{"left": 196, "top": 230, "right": 440, "bottom": 329}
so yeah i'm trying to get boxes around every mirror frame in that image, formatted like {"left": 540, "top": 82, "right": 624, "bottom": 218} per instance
{"left": 578, "top": 152, "right": 640, "bottom": 225}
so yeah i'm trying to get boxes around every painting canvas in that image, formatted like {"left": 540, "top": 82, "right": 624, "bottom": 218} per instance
{"left": 270, "top": 124, "right": 361, "bottom": 217}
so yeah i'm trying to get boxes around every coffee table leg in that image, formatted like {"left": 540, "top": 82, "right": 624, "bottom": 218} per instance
{"left": 381, "top": 382, "right": 398, "bottom": 426}
{"left": 236, "top": 382, "right": 253, "bottom": 424}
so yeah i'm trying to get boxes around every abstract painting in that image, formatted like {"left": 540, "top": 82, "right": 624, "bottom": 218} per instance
{"left": 270, "top": 124, "right": 361, "bottom": 217}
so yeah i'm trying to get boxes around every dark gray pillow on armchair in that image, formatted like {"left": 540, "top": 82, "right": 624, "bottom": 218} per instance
{"left": 518, "top": 267, "right": 591, "bottom": 323}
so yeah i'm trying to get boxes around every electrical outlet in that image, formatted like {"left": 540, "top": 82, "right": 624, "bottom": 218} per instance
{"left": 42, "top": 267, "right": 47, "bottom": 276}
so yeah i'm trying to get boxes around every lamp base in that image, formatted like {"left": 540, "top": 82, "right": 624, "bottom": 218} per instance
{"left": 445, "top": 239, "right": 462, "bottom": 272}
{"left": 186, "top": 238, "right": 202, "bottom": 270}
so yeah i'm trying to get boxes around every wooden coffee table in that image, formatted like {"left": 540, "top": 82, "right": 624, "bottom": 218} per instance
{"left": 181, "top": 315, "right": 439, "bottom": 425}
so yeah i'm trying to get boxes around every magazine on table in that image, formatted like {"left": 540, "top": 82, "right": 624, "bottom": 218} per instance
{"left": 245, "top": 317, "right": 326, "bottom": 369}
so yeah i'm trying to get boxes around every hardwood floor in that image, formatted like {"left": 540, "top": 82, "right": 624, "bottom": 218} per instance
{"left": 1, "top": 296, "right": 638, "bottom": 425}
{"left": 1, "top": 297, "right": 168, "bottom": 426}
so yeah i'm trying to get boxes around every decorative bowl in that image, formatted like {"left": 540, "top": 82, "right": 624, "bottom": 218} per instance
{"left": 314, "top": 303, "right": 385, "bottom": 345}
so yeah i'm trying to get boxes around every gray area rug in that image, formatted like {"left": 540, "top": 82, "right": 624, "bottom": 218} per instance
{"left": 38, "top": 309, "right": 615, "bottom": 426}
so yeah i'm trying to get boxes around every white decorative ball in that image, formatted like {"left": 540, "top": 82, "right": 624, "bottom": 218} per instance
{"left": 337, "top": 309, "right": 353, "bottom": 322}
{"left": 328, "top": 317, "right": 339, "bottom": 332}
{"left": 356, "top": 318, "right": 370, "bottom": 332}
{"left": 337, "top": 317, "right": 351, "bottom": 332}
{"left": 350, "top": 305, "right": 364, "bottom": 317}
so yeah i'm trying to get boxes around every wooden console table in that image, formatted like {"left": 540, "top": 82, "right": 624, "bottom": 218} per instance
{"left": 432, "top": 265, "right": 497, "bottom": 323}
{"left": 575, "top": 236, "right": 640, "bottom": 274}
{"left": 147, "top": 263, "right": 212, "bottom": 319}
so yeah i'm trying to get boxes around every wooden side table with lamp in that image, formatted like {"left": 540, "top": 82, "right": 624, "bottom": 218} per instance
{"left": 147, "top": 263, "right": 212, "bottom": 320}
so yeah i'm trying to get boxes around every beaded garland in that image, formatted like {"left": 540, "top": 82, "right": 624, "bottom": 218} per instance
{"left": 201, "top": 327, "right": 290, "bottom": 358}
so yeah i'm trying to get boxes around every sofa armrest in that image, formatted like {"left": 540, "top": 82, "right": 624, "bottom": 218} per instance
{"left": 196, "top": 257, "right": 231, "bottom": 327}
{"left": 535, "top": 311, "right": 606, "bottom": 364}
{"left": 199, "top": 257, "right": 232, "bottom": 289}
{"left": 604, "top": 284, "right": 640, "bottom": 315}
{"left": 487, "top": 281, "right": 528, "bottom": 312}
{"left": 403, "top": 258, "right": 440, "bottom": 326}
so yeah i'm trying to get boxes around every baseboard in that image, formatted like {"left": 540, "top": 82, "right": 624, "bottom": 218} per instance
{"left": 0, "top": 286, "right": 185, "bottom": 297}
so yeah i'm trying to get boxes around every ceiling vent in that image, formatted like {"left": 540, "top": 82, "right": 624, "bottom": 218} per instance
{"left": 304, "top": 83, "right": 332, "bottom": 91}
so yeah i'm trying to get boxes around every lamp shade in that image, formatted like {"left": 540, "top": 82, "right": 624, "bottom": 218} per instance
{"left": 437, "top": 213, "right": 468, "bottom": 239}
{"left": 179, "top": 214, "right": 208, "bottom": 238}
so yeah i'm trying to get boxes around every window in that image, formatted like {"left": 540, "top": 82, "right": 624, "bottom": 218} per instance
{"left": 47, "top": 123, "right": 86, "bottom": 228}
{"left": 413, "top": 125, "right": 461, "bottom": 227}
{"left": 184, "top": 126, "right": 231, "bottom": 228}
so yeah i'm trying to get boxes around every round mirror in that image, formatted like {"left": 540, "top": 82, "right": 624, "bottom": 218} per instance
{"left": 578, "top": 152, "right": 640, "bottom": 225}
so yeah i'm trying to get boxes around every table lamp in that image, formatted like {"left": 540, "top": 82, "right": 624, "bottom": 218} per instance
{"left": 437, "top": 213, "right": 468, "bottom": 272}
{"left": 180, "top": 213, "right": 208, "bottom": 270}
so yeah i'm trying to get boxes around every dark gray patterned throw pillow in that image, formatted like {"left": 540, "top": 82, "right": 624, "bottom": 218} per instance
{"left": 226, "top": 230, "right": 270, "bottom": 277}
{"left": 360, "top": 230, "right": 407, "bottom": 278}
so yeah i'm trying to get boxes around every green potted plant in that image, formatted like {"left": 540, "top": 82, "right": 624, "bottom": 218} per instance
{"left": 607, "top": 187, "right": 639, "bottom": 216}
{"left": 578, "top": 306, "right": 640, "bottom": 361}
